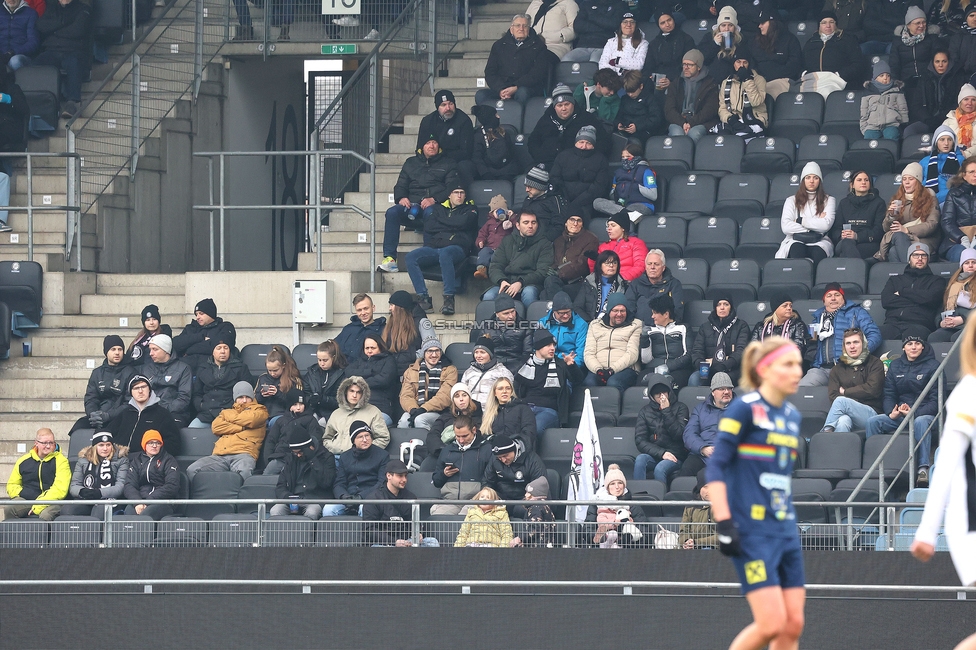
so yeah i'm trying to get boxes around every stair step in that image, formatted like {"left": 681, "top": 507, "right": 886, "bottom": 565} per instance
{"left": 81, "top": 294, "right": 187, "bottom": 316}
{"left": 40, "top": 312, "right": 296, "bottom": 329}
{"left": 0, "top": 398, "right": 85, "bottom": 415}
{"left": 96, "top": 273, "right": 186, "bottom": 289}
{"left": 0, "top": 415, "right": 81, "bottom": 440}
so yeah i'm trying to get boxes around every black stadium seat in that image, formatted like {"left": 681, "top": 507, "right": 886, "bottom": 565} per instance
{"left": 707, "top": 258, "right": 761, "bottom": 304}
{"left": 644, "top": 135, "right": 695, "bottom": 179}
{"left": 570, "top": 386, "right": 619, "bottom": 427}
{"left": 759, "top": 258, "right": 814, "bottom": 301}
{"left": 0, "top": 301, "right": 10, "bottom": 359}
{"left": 795, "top": 133, "right": 847, "bottom": 173}
{"left": 814, "top": 257, "right": 867, "bottom": 297}
{"left": 291, "top": 343, "right": 318, "bottom": 371}
{"left": 898, "top": 132, "right": 932, "bottom": 167}
{"left": 858, "top": 295, "right": 885, "bottom": 326}
{"left": 683, "top": 216, "right": 737, "bottom": 265}
{"left": 637, "top": 215, "right": 686, "bottom": 260}
{"left": 445, "top": 342, "right": 475, "bottom": 368}
{"left": 526, "top": 299, "right": 550, "bottom": 323}
{"left": 823, "top": 169, "right": 853, "bottom": 200}
{"left": 618, "top": 386, "right": 651, "bottom": 427}
{"left": 821, "top": 89, "right": 864, "bottom": 143}
{"left": 770, "top": 92, "right": 824, "bottom": 142}
{"left": 683, "top": 299, "right": 714, "bottom": 329}
{"left": 474, "top": 299, "right": 525, "bottom": 324}
{"left": 186, "top": 472, "right": 243, "bottom": 519}
{"left": 468, "top": 180, "right": 513, "bottom": 210}
{"left": 786, "top": 20, "right": 815, "bottom": 45}
{"left": 483, "top": 99, "right": 522, "bottom": 131}
{"left": 660, "top": 172, "right": 718, "bottom": 218}
{"left": 0, "top": 260, "right": 43, "bottom": 327}
{"left": 766, "top": 172, "right": 802, "bottom": 216}
{"left": 15, "top": 66, "right": 60, "bottom": 134}
{"left": 793, "top": 432, "right": 862, "bottom": 483}
{"left": 512, "top": 173, "right": 527, "bottom": 208}
{"left": 868, "top": 261, "right": 904, "bottom": 294}
{"left": 741, "top": 136, "right": 795, "bottom": 176}
{"left": 670, "top": 257, "right": 709, "bottom": 299}
{"left": 681, "top": 17, "right": 713, "bottom": 40}
{"left": 239, "top": 344, "right": 290, "bottom": 375}
{"left": 588, "top": 216, "right": 609, "bottom": 242}
{"left": 713, "top": 173, "right": 768, "bottom": 224}
{"left": 520, "top": 96, "right": 550, "bottom": 135}
{"left": 736, "top": 217, "right": 782, "bottom": 266}
{"left": 736, "top": 300, "right": 770, "bottom": 327}
{"left": 555, "top": 60, "right": 597, "bottom": 86}
{"left": 875, "top": 172, "right": 903, "bottom": 202}
{"left": 693, "top": 134, "right": 745, "bottom": 174}
{"left": 843, "top": 139, "right": 897, "bottom": 174}
{"left": 512, "top": 133, "right": 534, "bottom": 170}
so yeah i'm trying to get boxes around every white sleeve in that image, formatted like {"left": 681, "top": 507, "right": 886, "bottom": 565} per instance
{"left": 780, "top": 197, "right": 806, "bottom": 235}
{"left": 915, "top": 381, "right": 976, "bottom": 545}
{"left": 598, "top": 39, "right": 615, "bottom": 71}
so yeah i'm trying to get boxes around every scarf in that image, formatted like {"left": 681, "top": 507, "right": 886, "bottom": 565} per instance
{"left": 957, "top": 108, "right": 976, "bottom": 147}
{"left": 531, "top": 0, "right": 556, "bottom": 27}
{"left": 472, "top": 356, "right": 498, "bottom": 373}
{"left": 901, "top": 28, "right": 925, "bottom": 46}
{"left": 817, "top": 311, "right": 837, "bottom": 364}
{"left": 757, "top": 315, "right": 800, "bottom": 343}
{"left": 871, "top": 79, "right": 893, "bottom": 93}
{"left": 710, "top": 315, "right": 738, "bottom": 362}
{"left": 840, "top": 335, "right": 870, "bottom": 367}
{"left": 926, "top": 149, "right": 961, "bottom": 188}
{"left": 517, "top": 355, "right": 561, "bottom": 389}
{"left": 820, "top": 31, "right": 834, "bottom": 42}
{"left": 82, "top": 456, "right": 116, "bottom": 490}
{"left": 621, "top": 156, "right": 642, "bottom": 172}
{"left": 681, "top": 68, "right": 707, "bottom": 115}
{"left": 416, "top": 361, "right": 442, "bottom": 406}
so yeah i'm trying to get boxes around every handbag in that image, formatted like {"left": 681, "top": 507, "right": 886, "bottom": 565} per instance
{"left": 792, "top": 228, "right": 822, "bottom": 244}
{"left": 654, "top": 525, "right": 679, "bottom": 549}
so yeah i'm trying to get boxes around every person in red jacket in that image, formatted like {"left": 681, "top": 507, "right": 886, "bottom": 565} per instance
{"left": 588, "top": 212, "right": 648, "bottom": 282}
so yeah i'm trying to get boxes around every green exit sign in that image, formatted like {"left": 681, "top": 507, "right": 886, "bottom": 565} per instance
{"left": 322, "top": 43, "right": 358, "bottom": 54}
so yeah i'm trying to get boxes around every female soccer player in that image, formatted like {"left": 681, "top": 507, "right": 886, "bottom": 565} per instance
{"left": 911, "top": 315, "right": 976, "bottom": 650}
{"left": 706, "top": 336, "right": 806, "bottom": 650}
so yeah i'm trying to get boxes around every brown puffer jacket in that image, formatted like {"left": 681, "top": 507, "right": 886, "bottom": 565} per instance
{"left": 211, "top": 400, "right": 269, "bottom": 460}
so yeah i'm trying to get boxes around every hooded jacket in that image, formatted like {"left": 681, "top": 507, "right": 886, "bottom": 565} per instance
{"left": 0, "top": 0, "right": 38, "bottom": 56}
{"left": 109, "top": 392, "right": 182, "bottom": 456}
{"left": 747, "top": 28, "right": 803, "bottom": 82}
{"left": 583, "top": 297, "right": 643, "bottom": 373}
{"left": 574, "top": 270, "right": 629, "bottom": 322}
{"left": 333, "top": 443, "right": 389, "bottom": 499}
{"left": 83, "top": 359, "right": 136, "bottom": 425}
{"left": 488, "top": 226, "right": 555, "bottom": 289}
{"left": 123, "top": 450, "right": 179, "bottom": 501}
{"left": 461, "top": 358, "right": 515, "bottom": 408}
{"left": 432, "top": 433, "right": 493, "bottom": 491}
{"left": 809, "top": 300, "right": 883, "bottom": 369}
{"left": 393, "top": 148, "right": 459, "bottom": 205}
{"left": 275, "top": 437, "right": 335, "bottom": 500}
{"left": 322, "top": 376, "right": 391, "bottom": 455}
{"left": 346, "top": 351, "right": 399, "bottom": 417}
{"left": 642, "top": 28, "right": 696, "bottom": 82}
{"left": 6, "top": 446, "right": 69, "bottom": 514}
{"left": 551, "top": 227, "right": 599, "bottom": 283}
{"left": 664, "top": 67, "right": 720, "bottom": 130}
{"left": 191, "top": 355, "right": 253, "bottom": 424}
{"left": 527, "top": 105, "right": 611, "bottom": 168}
{"left": 481, "top": 447, "right": 547, "bottom": 501}
{"left": 400, "top": 360, "right": 458, "bottom": 414}
{"left": 883, "top": 342, "right": 941, "bottom": 417}
{"left": 423, "top": 197, "right": 478, "bottom": 253}
{"left": 35, "top": 0, "right": 89, "bottom": 54}
{"left": 526, "top": 0, "right": 578, "bottom": 58}
{"left": 572, "top": 0, "right": 627, "bottom": 49}
{"left": 362, "top": 482, "right": 420, "bottom": 545}
{"left": 827, "top": 334, "right": 885, "bottom": 414}
{"left": 635, "top": 385, "right": 690, "bottom": 460}
{"left": 473, "top": 126, "right": 521, "bottom": 181}
{"left": 333, "top": 314, "right": 387, "bottom": 365}
{"left": 483, "top": 27, "right": 552, "bottom": 94}
{"left": 910, "top": 58, "right": 966, "bottom": 128}
{"left": 640, "top": 319, "right": 691, "bottom": 371}
{"left": 882, "top": 263, "right": 947, "bottom": 330}
{"left": 860, "top": 80, "right": 909, "bottom": 133}
{"left": 520, "top": 188, "right": 567, "bottom": 243}
{"left": 615, "top": 83, "right": 666, "bottom": 141}
{"left": 542, "top": 307, "right": 589, "bottom": 361}
{"left": 211, "top": 400, "right": 268, "bottom": 460}
{"left": 940, "top": 180, "right": 976, "bottom": 253}
{"left": 303, "top": 364, "right": 345, "bottom": 420}
{"left": 140, "top": 355, "right": 193, "bottom": 421}
{"left": 454, "top": 506, "right": 515, "bottom": 547}
{"left": 69, "top": 446, "right": 129, "bottom": 500}
{"left": 801, "top": 29, "right": 868, "bottom": 85}
{"left": 592, "top": 235, "right": 649, "bottom": 282}
{"left": 486, "top": 397, "right": 539, "bottom": 452}
{"left": 550, "top": 145, "right": 612, "bottom": 219}
{"left": 889, "top": 24, "right": 944, "bottom": 83}
{"left": 172, "top": 317, "right": 237, "bottom": 370}
{"left": 416, "top": 107, "right": 474, "bottom": 163}
{"left": 831, "top": 188, "right": 886, "bottom": 248}
{"left": 626, "top": 267, "right": 685, "bottom": 324}
{"left": 682, "top": 393, "right": 729, "bottom": 455}
{"left": 476, "top": 212, "right": 514, "bottom": 251}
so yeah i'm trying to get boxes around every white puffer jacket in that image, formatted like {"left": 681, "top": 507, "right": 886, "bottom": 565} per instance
{"left": 598, "top": 31, "right": 648, "bottom": 73}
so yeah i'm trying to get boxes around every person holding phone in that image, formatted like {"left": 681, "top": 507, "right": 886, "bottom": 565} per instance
{"left": 831, "top": 170, "right": 886, "bottom": 259}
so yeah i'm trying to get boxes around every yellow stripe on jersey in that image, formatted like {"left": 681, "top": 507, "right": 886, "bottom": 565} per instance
{"left": 719, "top": 418, "right": 742, "bottom": 436}
{"left": 958, "top": 412, "right": 975, "bottom": 426}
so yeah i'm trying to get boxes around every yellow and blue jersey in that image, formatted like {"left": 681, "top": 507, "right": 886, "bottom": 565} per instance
{"left": 705, "top": 390, "right": 802, "bottom": 539}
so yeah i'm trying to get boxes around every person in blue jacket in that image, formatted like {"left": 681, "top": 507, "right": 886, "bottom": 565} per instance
{"left": 679, "top": 371, "right": 735, "bottom": 477}
{"left": 706, "top": 336, "right": 806, "bottom": 650}
{"left": 921, "top": 125, "right": 966, "bottom": 205}
{"left": 539, "top": 291, "right": 588, "bottom": 364}
{"left": 802, "top": 283, "right": 882, "bottom": 387}
{"left": 0, "top": 0, "right": 39, "bottom": 70}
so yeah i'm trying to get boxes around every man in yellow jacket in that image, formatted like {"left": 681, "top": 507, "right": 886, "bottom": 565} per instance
{"left": 185, "top": 381, "right": 268, "bottom": 482}
{"left": 5, "top": 428, "right": 70, "bottom": 520}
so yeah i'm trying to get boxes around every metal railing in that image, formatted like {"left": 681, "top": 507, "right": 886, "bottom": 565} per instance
{"left": 1, "top": 151, "right": 82, "bottom": 268}
{"left": 0, "top": 497, "right": 937, "bottom": 551}
{"left": 66, "top": 0, "right": 229, "bottom": 215}
{"left": 192, "top": 149, "right": 375, "bottom": 273}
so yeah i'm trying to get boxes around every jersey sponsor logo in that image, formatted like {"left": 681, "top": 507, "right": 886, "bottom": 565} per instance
{"left": 719, "top": 417, "right": 742, "bottom": 436}
{"left": 759, "top": 472, "right": 791, "bottom": 492}
{"left": 752, "top": 404, "right": 773, "bottom": 429}
{"left": 751, "top": 504, "right": 766, "bottom": 520}
{"left": 745, "top": 560, "right": 767, "bottom": 584}
{"left": 739, "top": 443, "right": 776, "bottom": 461}
{"left": 764, "top": 432, "right": 797, "bottom": 448}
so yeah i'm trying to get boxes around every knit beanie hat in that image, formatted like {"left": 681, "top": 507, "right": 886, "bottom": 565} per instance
{"left": 473, "top": 336, "right": 495, "bottom": 357}
{"left": 141, "top": 304, "right": 161, "bottom": 325}
{"left": 959, "top": 84, "right": 976, "bottom": 103}
{"left": 488, "top": 194, "right": 509, "bottom": 213}
{"left": 823, "top": 282, "right": 845, "bottom": 299}
{"left": 491, "top": 435, "right": 517, "bottom": 455}
{"left": 717, "top": 5, "right": 737, "bottom": 27}
{"left": 194, "top": 298, "right": 217, "bottom": 320}
{"left": 551, "top": 83, "right": 574, "bottom": 104}
{"left": 960, "top": 248, "right": 976, "bottom": 266}
{"left": 349, "top": 419, "right": 372, "bottom": 442}
{"left": 525, "top": 476, "right": 549, "bottom": 497}
{"left": 907, "top": 242, "right": 930, "bottom": 257}
{"left": 128, "top": 374, "right": 151, "bottom": 394}
{"left": 471, "top": 104, "right": 500, "bottom": 129}
{"left": 141, "top": 429, "right": 163, "bottom": 451}
{"left": 604, "top": 292, "right": 629, "bottom": 314}
{"left": 103, "top": 334, "right": 125, "bottom": 355}
{"left": 450, "top": 383, "right": 472, "bottom": 400}
{"left": 576, "top": 125, "right": 597, "bottom": 145}
{"left": 550, "top": 291, "right": 573, "bottom": 312}
{"left": 872, "top": 60, "right": 891, "bottom": 79}
{"left": 434, "top": 90, "right": 455, "bottom": 107}
{"left": 232, "top": 381, "right": 254, "bottom": 400}
{"left": 606, "top": 210, "right": 629, "bottom": 232}
{"left": 532, "top": 330, "right": 556, "bottom": 350}
{"left": 493, "top": 293, "right": 517, "bottom": 313}
{"left": 148, "top": 334, "right": 172, "bottom": 354}
{"left": 710, "top": 372, "right": 734, "bottom": 390}
{"left": 903, "top": 162, "right": 924, "bottom": 184}
{"left": 388, "top": 290, "right": 414, "bottom": 311}
{"left": 525, "top": 164, "right": 550, "bottom": 191}
{"left": 905, "top": 5, "right": 925, "bottom": 23}
{"left": 800, "top": 161, "right": 823, "bottom": 181}
{"left": 683, "top": 49, "right": 704, "bottom": 68}
{"left": 604, "top": 463, "right": 627, "bottom": 489}
{"left": 420, "top": 337, "right": 443, "bottom": 354}
{"left": 767, "top": 291, "right": 793, "bottom": 312}
{"left": 288, "top": 427, "right": 314, "bottom": 448}
{"left": 819, "top": 9, "right": 838, "bottom": 23}
{"left": 92, "top": 431, "right": 113, "bottom": 444}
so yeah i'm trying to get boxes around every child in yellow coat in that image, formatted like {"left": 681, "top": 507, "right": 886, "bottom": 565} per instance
{"left": 454, "top": 487, "right": 515, "bottom": 547}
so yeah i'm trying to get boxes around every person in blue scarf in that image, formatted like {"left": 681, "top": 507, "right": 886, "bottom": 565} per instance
{"left": 921, "top": 124, "right": 966, "bottom": 204}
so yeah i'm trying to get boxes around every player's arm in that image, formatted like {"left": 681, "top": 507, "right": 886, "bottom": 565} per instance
{"left": 705, "top": 401, "right": 750, "bottom": 555}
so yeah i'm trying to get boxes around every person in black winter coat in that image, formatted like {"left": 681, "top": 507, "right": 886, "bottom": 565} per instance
{"left": 470, "top": 104, "right": 522, "bottom": 181}
{"left": 0, "top": 59, "right": 28, "bottom": 154}
{"left": 928, "top": 0, "right": 967, "bottom": 37}
{"left": 171, "top": 298, "right": 237, "bottom": 371}
{"left": 614, "top": 70, "right": 666, "bottom": 143}
{"left": 416, "top": 90, "right": 475, "bottom": 185}
{"left": 123, "top": 430, "right": 180, "bottom": 520}
{"left": 478, "top": 18, "right": 553, "bottom": 105}
{"left": 549, "top": 125, "right": 612, "bottom": 221}
{"left": 527, "top": 84, "right": 611, "bottom": 168}
{"left": 190, "top": 343, "right": 253, "bottom": 425}
{"left": 907, "top": 49, "right": 967, "bottom": 131}
{"left": 140, "top": 335, "right": 194, "bottom": 427}
{"left": 110, "top": 375, "right": 182, "bottom": 456}
{"left": 566, "top": 0, "right": 628, "bottom": 61}
{"left": 403, "top": 185, "right": 479, "bottom": 315}
{"left": 362, "top": 459, "right": 439, "bottom": 546}
{"left": 802, "top": 12, "right": 869, "bottom": 86}
{"left": 260, "top": 401, "right": 321, "bottom": 475}
{"left": 690, "top": 294, "right": 751, "bottom": 385}
{"left": 642, "top": 12, "right": 696, "bottom": 86}
{"left": 469, "top": 293, "right": 534, "bottom": 372}
{"left": 345, "top": 334, "right": 400, "bottom": 421}
{"left": 880, "top": 242, "right": 948, "bottom": 338}
{"left": 748, "top": 13, "right": 804, "bottom": 94}
{"left": 483, "top": 375, "right": 539, "bottom": 452}
{"left": 327, "top": 420, "right": 389, "bottom": 516}
{"left": 481, "top": 435, "right": 547, "bottom": 504}
{"left": 271, "top": 428, "right": 335, "bottom": 520}
{"left": 34, "top": 0, "right": 90, "bottom": 113}
{"left": 634, "top": 380, "right": 689, "bottom": 484}
{"left": 519, "top": 172, "right": 568, "bottom": 242}
{"left": 940, "top": 160, "right": 976, "bottom": 260}
{"left": 334, "top": 294, "right": 387, "bottom": 365}
{"left": 431, "top": 418, "right": 494, "bottom": 515}
{"left": 72, "top": 334, "right": 136, "bottom": 434}
{"left": 831, "top": 170, "right": 887, "bottom": 258}
{"left": 889, "top": 13, "right": 946, "bottom": 87}
{"left": 949, "top": 6, "right": 976, "bottom": 75}
{"left": 303, "top": 340, "right": 347, "bottom": 424}
{"left": 863, "top": 0, "right": 925, "bottom": 52}
{"left": 514, "top": 330, "right": 584, "bottom": 431}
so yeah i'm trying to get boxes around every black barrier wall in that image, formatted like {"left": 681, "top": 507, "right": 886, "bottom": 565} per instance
{"left": 0, "top": 549, "right": 972, "bottom": 648}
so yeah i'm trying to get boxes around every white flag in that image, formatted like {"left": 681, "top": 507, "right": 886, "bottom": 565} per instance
{"left": 566, "top": 389, "right": 604, "bottom": 523}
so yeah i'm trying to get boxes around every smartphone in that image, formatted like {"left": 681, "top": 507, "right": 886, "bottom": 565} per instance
{"left": 843, "top": 224, "right": 852, "bottom": 231}
{"left": 444, "top": 462, "right": 455, "bottom": 468}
